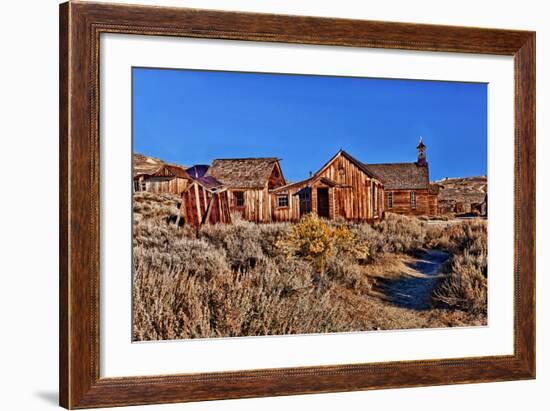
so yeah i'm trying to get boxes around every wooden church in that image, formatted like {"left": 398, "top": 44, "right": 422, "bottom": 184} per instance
{"left": 364, "top": 138, "right": 440, "bottom": 216}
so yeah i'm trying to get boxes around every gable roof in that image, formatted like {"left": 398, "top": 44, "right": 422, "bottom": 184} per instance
{"left": 149, "top": 164, "right": 192, "bottom": 180}
{"left": 293, "top": 149, "right": 379, "bottom": 184}
{"left": 206, "top": 158, "right": 282, "bottom": 189}
{"left": 271, "top": 150, "right": 378, "bottom": 193}
{"left": 363, "top": 162, "right": 430, "bottom": 190}
{"left": 337, "top": 150, "right": 379, "bottom": 179}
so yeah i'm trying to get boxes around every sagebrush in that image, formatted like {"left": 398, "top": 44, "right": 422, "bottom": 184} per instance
{"left": 132, "top": 192, "right": 487, "bottom": 340}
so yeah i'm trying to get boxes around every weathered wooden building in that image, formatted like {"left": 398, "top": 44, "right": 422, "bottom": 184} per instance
{"left": 177, "top": 176, "right": 231, "bottom": 228}
{"left": 270, "top": 150, "right": 385, "bottom": 223}
{"left": 205, "top": 158, "right": 286, "bottom": 222}
{"left": 132, "top": 161, "right": 231, "bottom": 227}
{"left": 134, "top": 137, "right": 440, "bottom": 225}
{"left": 364, "top": 139, "right": 439, "bottom": 216}
{"left": 135, "top": 164, "right": 192, "bottom": 195}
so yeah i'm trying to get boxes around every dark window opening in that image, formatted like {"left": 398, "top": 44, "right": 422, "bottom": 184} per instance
{"left": 388, "top": 192, "right": 393, "bottom": 209}
{"left": 234, "top": 191, "right": 244, "bottom": 207}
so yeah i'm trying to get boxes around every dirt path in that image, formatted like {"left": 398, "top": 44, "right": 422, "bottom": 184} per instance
{"left": 381, "top": 250, "right": 449, "bottom": 310}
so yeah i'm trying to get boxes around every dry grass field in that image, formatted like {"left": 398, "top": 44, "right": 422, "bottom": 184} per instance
{"left": 132, "top": 192, "right": 487, "bottom": 341}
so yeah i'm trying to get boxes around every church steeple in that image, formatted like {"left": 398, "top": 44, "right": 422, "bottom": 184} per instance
{"left": 417, "top": 137, "right": 427, "bottom": 166}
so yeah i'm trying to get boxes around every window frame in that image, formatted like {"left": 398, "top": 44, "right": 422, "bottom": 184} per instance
{"left": 411, "top": 191, "right": 417, "bottom": 209}
{"left": 277, "top": 194, "right": 289, "bottom": 208}
{"left": 233, "top": 191, "right": 245, "bottom": 208}
{"left": 388, "top": 191, "right": 393, "bottom": 209}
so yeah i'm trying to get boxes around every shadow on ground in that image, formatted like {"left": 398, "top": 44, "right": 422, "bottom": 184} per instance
{"left": 381, "top": 249, "right": 449, "bottom": 310}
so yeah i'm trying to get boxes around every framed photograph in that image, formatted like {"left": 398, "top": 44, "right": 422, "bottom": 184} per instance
{"left": 59, "top": 1, "right": 535, "bottom": 408}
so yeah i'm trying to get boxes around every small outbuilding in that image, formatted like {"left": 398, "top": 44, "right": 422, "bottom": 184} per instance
{"left": 137, "top": 164, "right": 192, "bottom": 195}
{"left": 177, "top": 176, "right": 231, "bottom": 228}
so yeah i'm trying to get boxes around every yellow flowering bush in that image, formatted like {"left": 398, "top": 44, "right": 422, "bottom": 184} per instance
{"left": 278, "top": 214, "right": 368, "bottom": 271}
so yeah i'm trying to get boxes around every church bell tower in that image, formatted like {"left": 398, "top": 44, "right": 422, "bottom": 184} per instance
{"left": 417, "top": 137, "right": 427, "bottom": 166}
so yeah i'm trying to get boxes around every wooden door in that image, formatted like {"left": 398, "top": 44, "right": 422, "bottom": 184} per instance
{"left": 317, "top": 188, "right": 330, "bottom": 218}
{"left": 298, "top": 187, "right": 312, "bottom": 217}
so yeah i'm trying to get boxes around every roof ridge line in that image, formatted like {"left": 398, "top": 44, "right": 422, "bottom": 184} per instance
{"left": 212, "top": 157, "right": 279, "bottom": 161}
{"left": 364, "top": 162, "right": 421, "bottom": 166}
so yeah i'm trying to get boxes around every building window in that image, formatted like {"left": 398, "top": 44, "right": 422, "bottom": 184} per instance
{"left": 411, "top": 191, "right": 417, "bottom": 209}
{"left": 388, "top": 192, "right": 393, "bottom": 209}
{"left": 277, "top": 194, "right": 289, "bottom": 208}
{"left": 234, "top": 191, "right": 244, "bottom": 207}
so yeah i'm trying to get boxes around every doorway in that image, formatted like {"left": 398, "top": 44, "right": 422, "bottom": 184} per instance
{"left": 298, "top": 187, "right": 312, "bottom": 217}
{"left": 317, "top": 188, "right": 330, "bottom": 218}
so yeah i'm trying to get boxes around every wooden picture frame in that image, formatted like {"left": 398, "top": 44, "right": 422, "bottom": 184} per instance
{"left": 59, "top": 1, "right": 535, "bottom": 408}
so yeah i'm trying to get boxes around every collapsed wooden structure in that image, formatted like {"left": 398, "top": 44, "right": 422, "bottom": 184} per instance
{"left": 176, "top": 176, "right": 231, "bottom": 228}
{"left": 133, "top": 164, "right": 231, "bottom": 228}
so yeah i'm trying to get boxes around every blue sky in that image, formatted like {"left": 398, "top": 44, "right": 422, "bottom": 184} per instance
{"left": 133, "top": 67, "right": 487, "bottom": 182}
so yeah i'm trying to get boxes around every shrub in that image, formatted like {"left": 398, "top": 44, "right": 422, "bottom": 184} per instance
{"left": 132, "top": 196, "right": 488, "bottom": 340}
{"left": 199, "top": 218, "right": 265, "bottom": 271}
{"left": 133, "top": 191, "right": 180, "bottom": 220}
{"left": 134, "top": 237, "right": 230, "bottom": 281}
{"left": 326, "top": 255, "right": 371, "bottom": 291}
{"left": 277, "top": 214, "right": 368, "bottom": 271}
{"left": 132, "top": 245, "right": 357, "bottom": 340}
{"left": 348, "top": 223, "right": 386, "bottom": 262}
{"left": 431, "top": 219, "right": 488, "bottom": 314}
{"left": 371, "top": 213, "right": 426, "bottom": 254}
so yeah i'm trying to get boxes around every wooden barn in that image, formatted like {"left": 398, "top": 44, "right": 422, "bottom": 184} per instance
{"left": 364, "top": 139, "right": 439, "bottom": 216}
{"left": 205, "top": 158, "right": 286, "bottom": 222}
{"left": 135, "top": 164, "right": 192, "bottom": 195}
{"left": 177, "top": 176, "right": 231, "bottom": 228}
{"left": 270, "top": 150, "right": 385, "bottom": 223}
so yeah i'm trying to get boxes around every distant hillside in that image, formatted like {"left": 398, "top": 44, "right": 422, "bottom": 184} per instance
{"left": 133, "top": 153, "right": 190, "bottom": 177}
{"left": 133, "top": 153, "right": 165, "bottom": 176}
{"left": 435, "top": 176, "right": 487, "bottom": 213}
